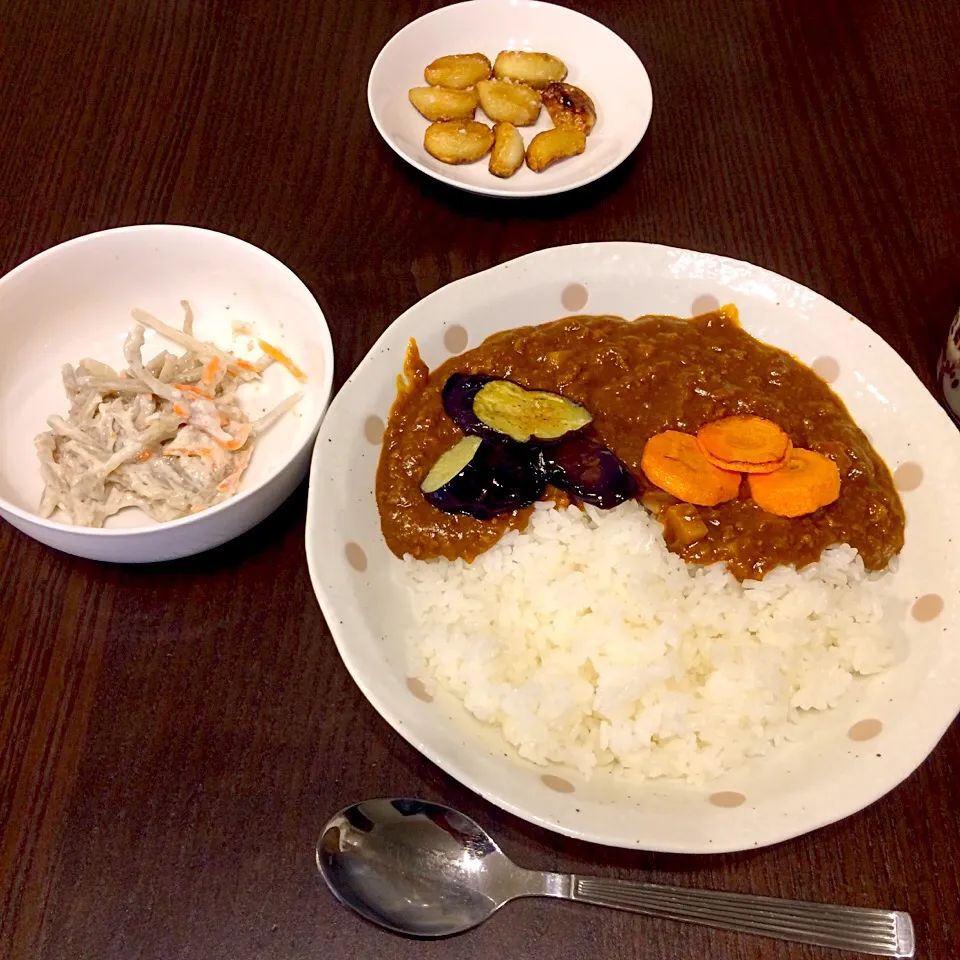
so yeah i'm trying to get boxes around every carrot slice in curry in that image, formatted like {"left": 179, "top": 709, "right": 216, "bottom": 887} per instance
{"left": 697, "top": 415, "right": 791, "bottom": 468}
{"left": 641, "top": 431, "right": 741, "bottom": 506}
{"left": 700, "top": 449, "right": 788, "bottom": 474}
{"left": 748, "top": 448, "right": 840, "bottom": 517}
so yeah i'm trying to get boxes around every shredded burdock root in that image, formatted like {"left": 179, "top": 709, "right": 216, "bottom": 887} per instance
{"left": 35, "top": 302, "right": 305, "bottom": 527}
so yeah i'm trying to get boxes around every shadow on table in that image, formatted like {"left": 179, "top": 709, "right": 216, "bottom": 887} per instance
{"left": 397, "top": 131, "right": 652, "bottom": 223}
{"left": 181, "top": 479, "right": 308, "bottom": 574}
{"left": 73, "top": 479, "right": 311, "bottom": 587}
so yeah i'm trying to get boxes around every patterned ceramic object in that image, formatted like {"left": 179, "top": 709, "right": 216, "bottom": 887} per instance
{"left": 367, "top": 0, "right": 653, "bottom": 198}
{"left": 938, "top": 305, "right": 960, "bottom": 423}
{"left": 0, "top": 225, "right": 334, "bottom": 562}
{"left": 305, "top": 243, "right": 960, "bottom": 853}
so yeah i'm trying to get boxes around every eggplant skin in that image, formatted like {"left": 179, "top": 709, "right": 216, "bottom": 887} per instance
{"left": 433, "top": 374, "right": 632, "bottom": 515}
{"left": 442, "top": 373, "right": 498, "bottom": 438}
{"left": 422, "top": 435, "right": 547, "bottom": 519}
{"left": 539, "top": 433, "right": 639, "bottom": 509}
{"left": 442, "top": 373, "right": 592, "bottom": 443}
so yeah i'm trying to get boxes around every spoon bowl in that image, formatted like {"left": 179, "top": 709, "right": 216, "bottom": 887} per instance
{"left": 317, "top": 798, "right": 536, "bottom": 936}
{"left": 318, "top": 798, "right": 914, "bottom": 956}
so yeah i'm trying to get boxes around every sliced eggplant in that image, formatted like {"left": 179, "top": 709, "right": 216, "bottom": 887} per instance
{"left": 421, "top": 435, "right": 546, "bottom": 519}
{"left": 421, "top": 435, "right": 483, "bottom": 494}
{"left": 442, "top": 373, "right": 592, "bottom": 443}
{"left": 539, "top": 433, "right": 638, "bottom": 508}
{"left": 474, "top": 380, "right": 593, "bottom": 442}
{"left": 441, "top": 373, "right": 497, "bottom": 436}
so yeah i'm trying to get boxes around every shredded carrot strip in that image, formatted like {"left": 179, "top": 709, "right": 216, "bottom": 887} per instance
{"left": 257, "top": 339, "right": 308, "bottom": 383}
{"left": 164, "top": 447, "right": 213, "bottom": 458}
{"left": 215, "top": 423, "right": 252, "bottom": 451}
{"left": 136, "top": 449, "right": 154, "bottom": 463}
{"left": 173, "top": 403, "right": 190, "bottom": 418}
{"left": 172, "top": 382, "right": 214, "bottom": 399}
{"left": 201, "top": 357, "right": 221, "bottom": 386}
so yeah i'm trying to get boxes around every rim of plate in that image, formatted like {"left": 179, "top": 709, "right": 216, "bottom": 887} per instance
{"left": 306, "top": 242, "right": 960, "bottom": 852}
{"left": 0, "top": 224, "right": 335, "bottom": 537}
{"left": 366, "top": 0, "right": 653, "bottom": 199}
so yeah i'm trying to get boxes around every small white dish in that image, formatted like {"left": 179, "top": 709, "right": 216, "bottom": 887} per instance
{"left": 367, "top": 0, "right": 653, "bottom": 198}
{"left": 306, "top": 242, "right": 960, "bottom": 853}
{"left": 0, "top": 224, "right": 334, "bottom": 562}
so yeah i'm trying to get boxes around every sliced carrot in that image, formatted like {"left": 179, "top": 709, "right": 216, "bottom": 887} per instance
{"left": 748, "top": 448, "right": 840, "bottom": 517}
{"left": 700, "top": 449, "right": 788, "bottom": 474}
{"left": 697, "top": 415, "right": 791, "bottom": 466}
{"left": 257, "top": 339, "right": 308, "bottom": 383}
{"left": 641, "top": 430, "right": 741, "bottom": 506}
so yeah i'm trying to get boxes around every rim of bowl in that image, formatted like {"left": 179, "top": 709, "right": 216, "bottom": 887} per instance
{"left": 366, "top": 0, "right": 654, "bottom": 199}
{"left": 0, "top": 223, "right": 335, "bottom": 537}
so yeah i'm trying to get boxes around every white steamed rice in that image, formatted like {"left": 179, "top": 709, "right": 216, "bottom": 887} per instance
{"left": 400, "top": 500, "right": 897, "bottom": 783}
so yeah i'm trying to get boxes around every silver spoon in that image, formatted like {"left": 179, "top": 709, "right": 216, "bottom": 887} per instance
{"left": 317, "top": 798, "right": 914, "bottom": 957}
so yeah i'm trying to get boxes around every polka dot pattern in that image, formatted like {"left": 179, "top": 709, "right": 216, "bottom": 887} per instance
{"left": 406, "top": 678, "right": 433, "bottom": 702}
{"left": 709, "top": 791, "right": 746, "bottom": 808}
{"left": 912, "top": 594, "right": 943, "bottom": 622}
{"left": 345, "top": 542, "right": 368, "bottom": 572}
{"left": 691, "top": 294, "right": 720, "bottom": 316}
{"left": 364, "top": 415, "right": 385, "bottom": 444}
{"left": 561, "top": 283, "right": 588, "bottom": 312}
{"left": 541, "top": 774, "right": 575, "bottom": 793}
{"left": 812, "top": 356, "right": 840, "bottom": 383}
{"left": 848, "top": 719, "right": 883, "bottom": 741}
{"left": 444, "top": 325, "right": 468, "bottom": 354}
{"left": 894, "top": 462, "right": 923, "bottom": 492}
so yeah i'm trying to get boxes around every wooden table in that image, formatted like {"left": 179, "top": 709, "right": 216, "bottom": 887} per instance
{"left": 2, "top": 1, "right": 957, "bottom": 957}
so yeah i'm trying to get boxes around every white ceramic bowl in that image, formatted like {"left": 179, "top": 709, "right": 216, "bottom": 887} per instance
{"left": 306, "top": 242, "right": 960, "bottom": 853}
{"left": 368, "top": 0, "right": 653, "bottom": 198}
{"left": 0, "top": 225, "right": 334, "bottom": 562}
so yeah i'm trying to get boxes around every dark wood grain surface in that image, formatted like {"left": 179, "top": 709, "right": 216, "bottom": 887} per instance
{"left": 1, "top": 1, "right": 958, "bottom": 957}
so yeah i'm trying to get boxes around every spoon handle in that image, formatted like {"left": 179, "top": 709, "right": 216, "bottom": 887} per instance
{"left": 567, "top": 876, "right": 914, "bottom": 957}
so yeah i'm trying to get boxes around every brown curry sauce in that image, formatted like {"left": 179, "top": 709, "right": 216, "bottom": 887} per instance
{"left": 375, "top": 309, "right": 905, "bottom": 580}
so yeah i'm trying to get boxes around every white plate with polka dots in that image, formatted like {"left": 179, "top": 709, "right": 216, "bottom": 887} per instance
{"left": 367, "top": 0, "right": 653, "bottom": 198}
{"left": 305, "top": 242, "right": 960, "bottom": 853}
